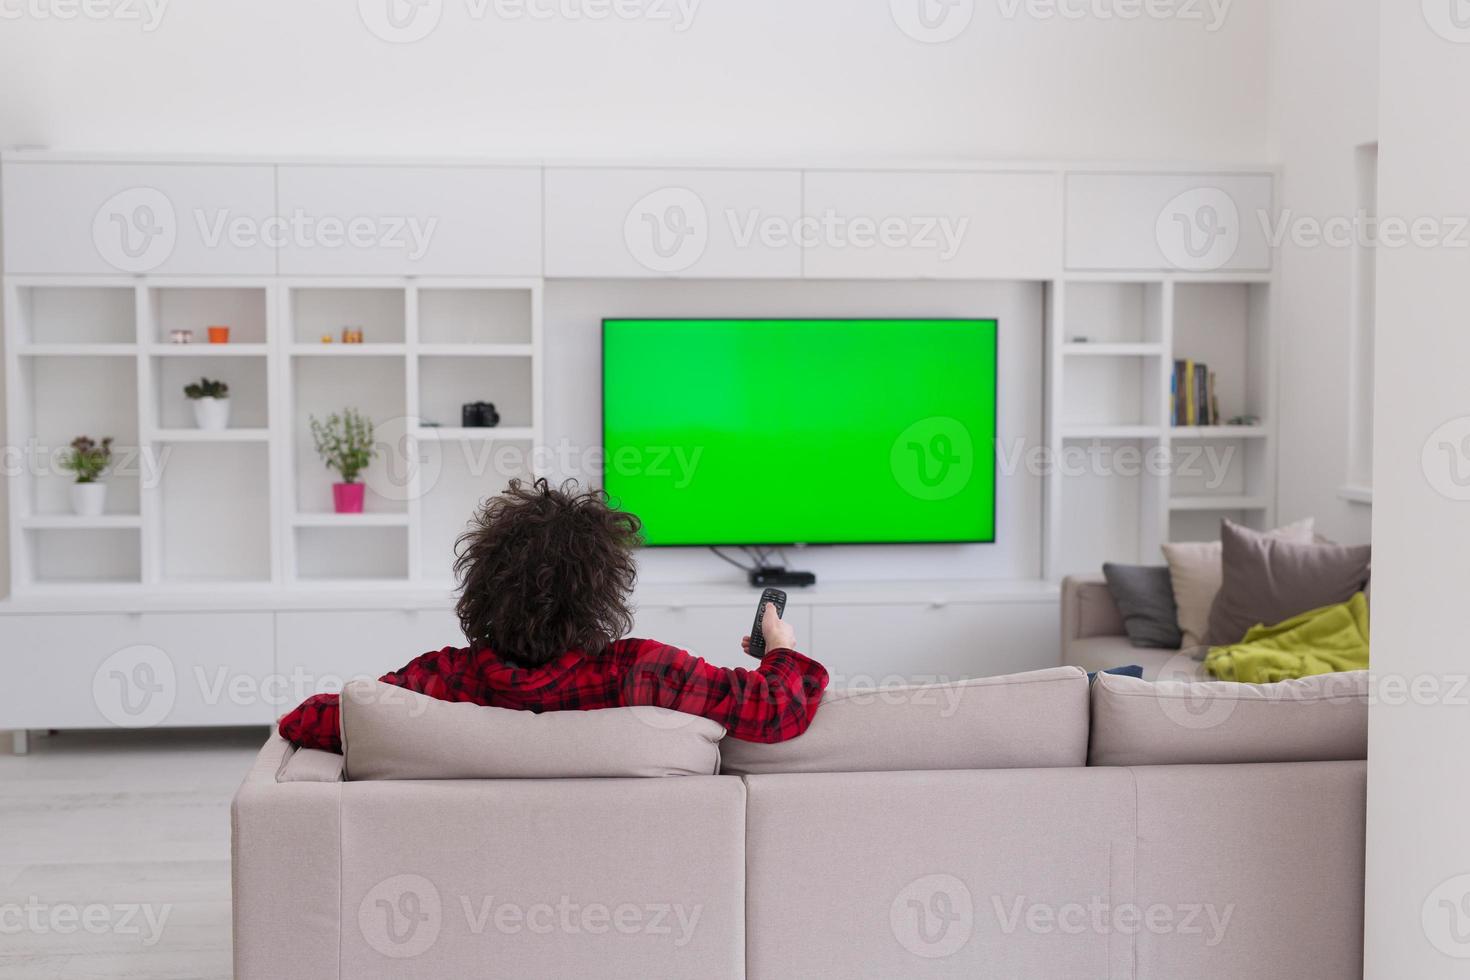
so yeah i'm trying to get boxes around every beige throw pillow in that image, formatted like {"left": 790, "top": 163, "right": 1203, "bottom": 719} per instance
{"left": 1161, "top": 518, "right": 1315, "bottom": 648}
{"left": 1088, "top": 669, "right": 1368, "bottom": 767}
{"left": 720, "top": 666, "right": 1089, "bottom": 775}
{"left": 338, "top": 680, "right": 725, "bottom": 780}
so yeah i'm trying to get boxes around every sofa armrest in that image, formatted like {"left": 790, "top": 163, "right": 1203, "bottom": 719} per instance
{"left": 233, "top": 734, "right": 342, "bottom": 980}
{"left": 1061, "top": 575, "right": 1126, "bottom": 642}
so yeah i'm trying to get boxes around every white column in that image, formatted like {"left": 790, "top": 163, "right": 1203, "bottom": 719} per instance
{"left": 1365, "top": 3, "right": 1470, "bottom": 976}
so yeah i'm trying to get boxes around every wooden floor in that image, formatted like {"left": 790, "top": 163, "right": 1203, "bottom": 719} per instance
{"left": 0, "top": 727, "right": 268, "bottom": 980}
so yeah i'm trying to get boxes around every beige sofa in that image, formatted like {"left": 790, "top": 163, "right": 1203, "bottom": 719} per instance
{"left": 1062, "top": 575, "right": 1207, "bottom": 680}
{"left": 234, "top": 668, "right": 1366, "bottom": 979}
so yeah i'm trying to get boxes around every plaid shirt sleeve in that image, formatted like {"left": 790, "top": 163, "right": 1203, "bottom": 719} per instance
{"left": 619, "top": 642, "right": 830, "bottom": 744}
{"left": 276, "top": 646, "right": 478, "bottom": 752}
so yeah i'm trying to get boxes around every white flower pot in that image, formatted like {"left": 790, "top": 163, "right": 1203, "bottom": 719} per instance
{"left": 192, "top": 397, "right": 231, "bottom": 431}
{"left": 71, "top": 482, "right": 107, "bottom": 517}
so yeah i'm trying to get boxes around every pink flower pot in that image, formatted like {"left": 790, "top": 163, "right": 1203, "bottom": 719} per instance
{"left": 333, "top": 482, "right": 365, "bottom": 514}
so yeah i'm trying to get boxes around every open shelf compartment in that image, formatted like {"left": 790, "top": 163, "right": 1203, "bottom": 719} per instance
{"left": 417, "top": 287, "right": 534, "bottom": 346}
{"left": 156, "top": 442, "right": 273, "bottom": 584}
{"left": 10, "top": 284, "right": 137, "bottom": 347}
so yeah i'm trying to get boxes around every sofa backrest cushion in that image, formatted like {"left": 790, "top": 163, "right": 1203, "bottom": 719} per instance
{"left": 338, "top": 680, "right": 725, "bottom": 780}
{"left": 1087, "top": 670, "right": 1369, "bottom": 766}
{"left": 720, "top": 666, "right": 1089, "bottom": 775}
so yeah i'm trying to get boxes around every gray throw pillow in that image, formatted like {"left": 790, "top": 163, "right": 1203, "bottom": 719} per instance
{"left": 1102, "top": 563, "right": 1183, "bottom": 649}
{"left": 1206, "top": 520, "right": 1372, "bottom": 646}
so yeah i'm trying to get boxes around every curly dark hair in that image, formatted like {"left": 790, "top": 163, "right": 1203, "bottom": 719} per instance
{"left": 453, "top": 478, "right": 643, "bottom": 666}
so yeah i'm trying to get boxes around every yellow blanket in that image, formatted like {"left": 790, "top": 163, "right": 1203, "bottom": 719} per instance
{"left": 1204, "top": 592, "right": 1369, "bottom": 683}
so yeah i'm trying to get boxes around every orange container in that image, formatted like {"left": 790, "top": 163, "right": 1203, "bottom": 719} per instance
{"left": 207, "top": 325, "right": 230, "bottom": 344}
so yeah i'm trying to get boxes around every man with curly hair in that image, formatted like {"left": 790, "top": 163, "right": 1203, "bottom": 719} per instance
{"left": 278, "top": 479, "right": 830, "bottom": 752}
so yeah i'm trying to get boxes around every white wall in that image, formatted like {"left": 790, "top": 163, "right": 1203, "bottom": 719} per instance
{"left": 1266, "top": 0, "right": 1378, "bottom": 546}
{"left": 544, "top": 279, "right": 1043, "bottom": 584}
{"left": 0, "top": 0, "right": 1269, "bottom": 163}
{"left": 1364, "top": 5, "right": 1470, "bottom": 976}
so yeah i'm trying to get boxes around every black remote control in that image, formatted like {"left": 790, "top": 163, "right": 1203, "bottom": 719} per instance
{"left": 746, "top": 588, "right": 788, "bottom": 659}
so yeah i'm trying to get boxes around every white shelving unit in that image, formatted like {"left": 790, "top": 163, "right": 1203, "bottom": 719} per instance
{"left": 1044, "top": 275, "right": 1276, "bottom": 579}
{"left": 2, "top": 276, "right": 544, "bottom": 594}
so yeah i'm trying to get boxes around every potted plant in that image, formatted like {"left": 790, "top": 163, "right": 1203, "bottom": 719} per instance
{"left": 310, "top": 409, "right": 377, "bottom": 514}
{"left": 184, "top": 377, "right": 231, "bottom": 431}
{"left": 59, "top": 436, "right": 114, "bottom": 517}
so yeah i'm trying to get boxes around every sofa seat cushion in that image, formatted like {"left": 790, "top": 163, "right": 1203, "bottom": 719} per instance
{"left": 720, "top": 666, "right": 1089, "bottom": 776}
{"left": 1088, "top": 670, "right": 1369, "bottom": 766}
{"left": 339, "top": 679, "right": 725, "bottom": 780}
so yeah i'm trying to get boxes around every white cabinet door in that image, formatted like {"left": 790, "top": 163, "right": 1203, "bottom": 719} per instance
{"left": 0, "top": 612, "right": 275, "bottom": 728}
{"left": 275, "top": 609, "right": 466, "bottom": 704}
{"left": 810, "top": 601, "right": 1059, "bottom": 685}
{"left": 1065, "top": 172, "right": 1275, "bottom": 272}
{"left": 632, "top": 603, "right": 814, "bottom": 671}
{"left": 276, "top": 166, "right": 541, "bottom": 276}
{"left": 800, "top": 170, "right": 1061, "bottom": 280}
{"left": 544, "top": 168, "right": 803, "bottom": 278}
{"left": 2, "top": 162, "right": 277, "bottom": 275}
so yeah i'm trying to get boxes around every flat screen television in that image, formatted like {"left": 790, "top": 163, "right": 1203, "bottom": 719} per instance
{"left": 602, "top": 318, "right": 997, "bottom": 546}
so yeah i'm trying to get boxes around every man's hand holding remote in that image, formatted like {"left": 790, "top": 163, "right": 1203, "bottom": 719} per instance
{"left": 741, "top": 603, "right": 797, "bottom": 657}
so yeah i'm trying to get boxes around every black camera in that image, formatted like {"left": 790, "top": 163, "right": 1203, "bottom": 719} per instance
{"left": 461, "top": 402, "right": 501, "bottom": 428}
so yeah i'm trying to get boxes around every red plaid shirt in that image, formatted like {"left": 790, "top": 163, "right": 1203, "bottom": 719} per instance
{"left": 278, "top": 639, "right": 829, "bottom": 753}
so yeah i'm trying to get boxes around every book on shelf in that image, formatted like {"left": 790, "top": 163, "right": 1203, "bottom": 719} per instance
{"left": 1173, "top": 359, "right": 1222, "bottom": 427}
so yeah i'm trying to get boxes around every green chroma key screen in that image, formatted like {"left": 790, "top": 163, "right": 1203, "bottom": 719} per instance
{"left": 602, "top": 318, "right": 997, "bottom": 546}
